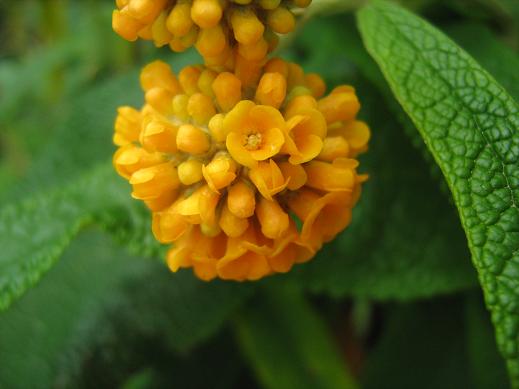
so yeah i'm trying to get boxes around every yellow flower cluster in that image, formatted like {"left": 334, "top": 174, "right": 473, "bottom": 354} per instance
{"left": 112, "top": 0, "right": 310, "bottom": 66}
{"left": 113, "top": 59, "right": 369, "bottom": 281}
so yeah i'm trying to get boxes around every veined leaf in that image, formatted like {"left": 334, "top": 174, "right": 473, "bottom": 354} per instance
{"left": 0, "top": 231, "right": 251, "bottom": 389}
{"left": 0, "top": 51, "right": 200, "bottom": 312}
{"left": 0, "top": 163, "right": 159, "bottom": 313}
{"left": 445, "top": 23, "right": 519, "bottom": 101}
{"left": 1, "top": 50, "right": 199, "bottom": 205}
{"left": 358, "top": 0, "right": 519, "bottom": 383}
{"left": 235, "top": 284, "right": 357, "bottom": 389}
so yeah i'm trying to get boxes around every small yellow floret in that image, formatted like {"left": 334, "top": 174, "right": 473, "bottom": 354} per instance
{"left": 176, "top": 124, "right": 210, "bottom": 154}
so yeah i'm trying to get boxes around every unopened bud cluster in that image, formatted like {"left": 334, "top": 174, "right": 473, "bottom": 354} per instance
{"left": 112, "top": 0, "right": 310, "bottom": 68}
{"left": 113, "top": 59, "right": 369, "bottom": 280}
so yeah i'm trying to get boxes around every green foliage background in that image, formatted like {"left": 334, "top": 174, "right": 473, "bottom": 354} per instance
{"left": 0, "top": 0, "right": 518, "bottom": 388}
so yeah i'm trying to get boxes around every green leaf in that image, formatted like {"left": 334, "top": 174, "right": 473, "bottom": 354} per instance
{"left": 0, "top": 230, "right": 251, "bottom": 389}
{"left": 0, "top": 51, "right": 200, "bottom": 311}
{"left": 445, "top": 23, "right": 519, "bottom": 101}
{"left": 361, "top": 297, "right": 474, "bottom": 389}
{"left": 1, "top": 50, "right": 199, "bottom": 204}
{"left": 465, "top": 291, "right": 510, "bottom": 389}
{"left": 235, "top": 284, "right": 357, "bottom": 389}
{"left": 286, "top": 76, "right": 477, "bottom": 300}
{"left": 0, "top": 163, "right": 159, "bottom": 313}
{"left": 357, "top": 0, "right": 519, "bottom": 383}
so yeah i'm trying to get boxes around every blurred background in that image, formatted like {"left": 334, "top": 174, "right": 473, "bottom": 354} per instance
{"left": 0, "top": 1, "right": 518, "bottom": 388}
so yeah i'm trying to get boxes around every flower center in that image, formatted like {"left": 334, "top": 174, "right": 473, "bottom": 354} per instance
{"left": 244, "top": 132, "right": 262, "bottom": 150}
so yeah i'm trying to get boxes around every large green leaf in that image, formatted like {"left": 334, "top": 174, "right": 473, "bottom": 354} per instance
{"left": 0, "top": 231, "right": 251, "bottom": 389}
{"left": 445, "top": 23, "right": 519, "bottom": 101}
{"left": 0, "top": 51, "right": 200, "bottom": 311}
{"left": 235, "top": 284, "right": 357, "bottom": 389}
{"left": 358, "top": 0, "right": 519, "bottom": 383}
{"left": 361, "top": 297, "right": 474, "bottom": 389}
{"left": 0, "top": 164, "right": 159, "bottom": 312}
{"left": 465, "top": 291, "right": 509, "bottom": 389}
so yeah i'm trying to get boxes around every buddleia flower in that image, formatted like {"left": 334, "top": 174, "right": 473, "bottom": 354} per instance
{"left": 112, "top": 0, "right": 311, "bottom": 67}
{"left": 113, "top": 59, "right": 370, "bottom": 281}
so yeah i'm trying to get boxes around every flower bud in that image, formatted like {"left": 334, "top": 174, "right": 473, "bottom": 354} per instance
{"left": 318, "top": 89, "right": 360, "bottom": 124}
{"left": 113, "top": 145, "right": 164, "bottom": 179}
{"left": 202, "top": 153, "right": 237, "bottom": 192}
{"left": 227, "top": 180, "right": 256, "bottom": 218}
{"left": 151, "top": 11, "right": 172, "bottom": 47}
{"left": 200, "top": 222, "right": 222, "bottom": 237}
{"left": 144, "top": 190, "right": 178, "bottom": 211}
{"left": 208, "top": 113, "right": 227, "bottom": 142}
{"left": 191, "top": 0, "right": 223, "bottom": 28}
{"left": 169, "top": 37, "right": 189, "bottom": 52}
{"left": 176, "top": 124, "right": 211, "bottom": 154}
{"left": 180, "top": 25, "right": 199, "bottom": 46}
{"left": 287, "top": 62, "right": 305, "bottom": 89}
{"left": 153, "top": 207, "right": 189, "bottom": 243}
{"left": 166, "top": 1, "right": 193, "bottom": 37}
{"left": 172, "top": 94, "right": 190, "bottom": 121}
{"left": 179, "top": 65, "right": 201, "bottom": 95}
{"left": 259, "top": 0, "right": 281, "bottom": 10}
{"left": 278, "top": 161, "right": 307, "bottom": 190}
{"left": 333, "top": 120, "right": 370, "bottom": 156}
{"left": 238, "top": 38, "right": 268, "bottom": 62}
{"left": 140, "top": 118, "right": 178, "bottom": 153}
{"left": 212, "top": 72, "right": 242, "bottom": 112}
{"left": 187, "top": 93, "right": 217, "bottom": 125}
{"left": 114, "top": 106, "right": 142, "bottom": 146}
{"left": 267, "top": 7, "right": 295, "bottom": 34}
{"left": 265, "top": 57, "right": 289, "bottom": 78}
{"left": 138, "top": 24, "right": 153, "bottom": 40}
{"left": 199, "top": 185, "right": 221, "bottom": 225}
{"left": 140, "top": 60, "right": 180, "bottom": 92}
{"left": 219, "top": 203, "right": 249, "bottom": 237}
{"left": 304, "top": 159, "right": 356, "bottom": 192}
{"left": 231, "top": 8, "right": 264, "bottom": 45}
{"left": 249, "top": 159, "right": 288, "bottom": 200}
{"left": 256, "top": 198, "right": 289, "bottom": 239}
{"left": 112, "top": 9, "right": 142, "bottom": 41}
{"left": 128, "top": 0, "right": 167, "bottom": 23}
{"left": 284, "top": 95, "right": 317, "bottom": 117}
{"left": 130, "top": 162, "right": 180, "bottom": 200}
{"left": 195, "top": 25, "right": 227, "bottom": 58}
{"left": 318, "top": 136, "right": 350, "bottom": 161}
{"left": 145, "top": 87, "right": 175, "bottom": 114}
{"left": 234, "top": 54, "right": 262, "bottom": 87}
{"left": 305, "top": 73, "right": 326, "bottom": 98}
{"left": 255, "top": 72, "right": 287, "bottom": 109}
{"left": 166, "top": 230, "right": 194, "bottom": 272}
{"left": 178, "top": 159, "right": 204, "bottom": 185}
{"left": 197, "top": 69, "right": 217, "bottom": 98}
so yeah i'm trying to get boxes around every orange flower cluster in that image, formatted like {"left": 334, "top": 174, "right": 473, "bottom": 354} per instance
{"left": 113, "top": 59, "right": 369, "bottom": 281}
{"left": 112, "top": 0, "right": 310, "bottom": 67}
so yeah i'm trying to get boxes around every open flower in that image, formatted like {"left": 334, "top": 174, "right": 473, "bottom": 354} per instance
{"left": 224, "top": 101, "right": 285, "bottom": 168}
{"left": 113, "top": 59, "right": 370, "bottom": 281}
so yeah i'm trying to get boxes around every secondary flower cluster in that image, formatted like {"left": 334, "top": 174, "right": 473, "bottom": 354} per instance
{"left": 113, "top": 59, "right": 369, "bottom": 280}
{"left": 112, "top": 0, "right": 310, "bottom": 67}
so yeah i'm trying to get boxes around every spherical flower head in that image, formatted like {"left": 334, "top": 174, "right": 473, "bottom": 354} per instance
{"left": 113, "top": 58, "right": 370, "bottom": 281}
{"left": 111, "top": 0, "right": 312, "bottom": 65}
